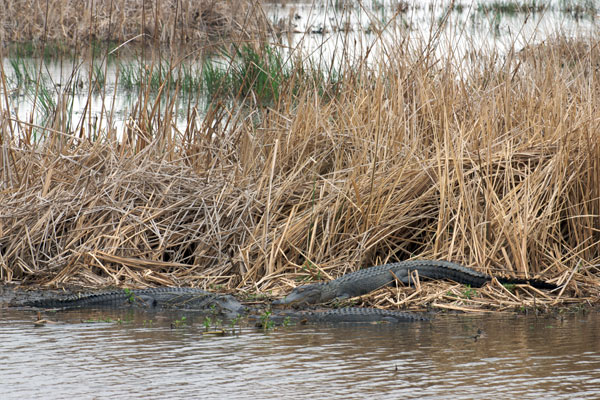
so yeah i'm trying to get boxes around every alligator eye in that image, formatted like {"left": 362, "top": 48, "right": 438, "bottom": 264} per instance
{"left": 298, "top": 284, "right": 317, "bottom": 292}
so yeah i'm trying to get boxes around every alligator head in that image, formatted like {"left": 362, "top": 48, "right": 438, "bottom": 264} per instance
{"left": 272, "top": 283, "right": 327, "bottom": 307}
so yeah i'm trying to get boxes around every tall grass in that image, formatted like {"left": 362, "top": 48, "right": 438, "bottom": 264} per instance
{"left": 0, "top": 0, "right": 269, "bottom": 52}
{"left": 0, "top": 22, "right": 598, "bottom": 308}
{"left": 201, "top": 43, "right": 298, "bottom": 104}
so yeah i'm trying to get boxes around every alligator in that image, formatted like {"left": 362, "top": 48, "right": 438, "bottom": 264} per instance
{"left": 273, "top": 259, "right": 556, "bottom": 307}
{"left": 11, "top": 260, "right": 556, "bottom": 324}
{"left": 19, "top": 287, "right": 246, "bottom": 318}
{"left": 14, "top": 288, "right": 426, "bottom": 324}
{"left": 270, "top": 307, "right": 430, "bottom": 324}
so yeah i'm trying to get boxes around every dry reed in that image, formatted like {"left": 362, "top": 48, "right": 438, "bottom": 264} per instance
{"left": 0, "top": 0, "right": 270, "bottom": 50}
{"left": 0, "top": 26, "right": 599, "bottom": 312}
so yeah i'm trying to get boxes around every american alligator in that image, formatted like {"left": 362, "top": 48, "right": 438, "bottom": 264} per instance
{"left": 12, "top": 260, "right": 555, "bottom": 324}
{"left": 271, "top": 307, "right": 430, "bottom": 323}
{"left": 19, "top": 287, "right": 246, "bottom": 318}
{"left": 273, "top": 259, "right": 556, "bottom": 307}
{"left": 15, "top": 288, "right": 426, "bottom": 323}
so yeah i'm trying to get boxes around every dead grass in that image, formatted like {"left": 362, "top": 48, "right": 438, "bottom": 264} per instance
{"left": 0, "top": 31, "right": 599, "bottom": 312}
{"left": 0, "top": 0, "right": 270, "bottom": 50}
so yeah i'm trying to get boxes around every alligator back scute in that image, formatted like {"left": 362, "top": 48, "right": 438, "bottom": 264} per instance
{"left": 388, "top": 260, "right": 492, "bottom": 287}
{"left": 334, "top": 264, "right": 396, "bottom": 284}
{"left": 302, "top": 307, "right": 430, "bottom": 323}
{"left": 23, "top": 287, "right": 245, "bottom": 316}
{"left": 26, "top": 290, "right": 157, "bottom": 309}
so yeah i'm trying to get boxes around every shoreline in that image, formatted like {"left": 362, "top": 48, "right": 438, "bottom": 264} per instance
{"left": 2, "top": 277, "right": 594, "bottom": 315}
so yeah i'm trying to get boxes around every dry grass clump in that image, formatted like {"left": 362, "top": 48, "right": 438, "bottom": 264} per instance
{"left": 357, "top": 275, "right": 596, "bottom": 314}
{"left": 518, "top": 35, "right": 600, "bottom": 73}
{"left": 0, "top": 0, "right": 270, "bottom": 50}
{"left": 0, "top": 145, "right": 255, "bottom": 288}
{"left": 0, "top": 32, "right": 599, "bottom": 311}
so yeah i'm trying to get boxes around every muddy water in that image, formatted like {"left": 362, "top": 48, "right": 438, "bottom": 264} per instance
{"left": 1, "top": 308, "right": 599, "bottom": 399}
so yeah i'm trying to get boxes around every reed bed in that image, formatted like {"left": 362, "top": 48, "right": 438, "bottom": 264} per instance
{"left": 0, "top": 0, "right": 269, "bottom": 51}
{"left": 0, "top": 25, "right": 599, "bottom": 312}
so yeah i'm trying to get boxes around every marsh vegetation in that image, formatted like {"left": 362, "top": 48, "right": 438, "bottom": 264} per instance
{"left": 0, "top": 0, "right": 599, "bottom": 312}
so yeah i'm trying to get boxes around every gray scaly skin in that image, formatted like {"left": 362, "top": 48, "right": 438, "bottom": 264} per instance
{"left": 23, "top": 287, "right": 245, "bottom": 318}
{"left": 272, "top": 259, "right": 556, "bottom": 307}
{"left": 278, "top": 307, "right": 430, "bottom": 323}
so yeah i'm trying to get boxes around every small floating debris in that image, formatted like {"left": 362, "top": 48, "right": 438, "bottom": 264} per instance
{"left": 33, "top": 312, "right": 57, "bottom": 327}
{"left": 472, "top": 328, "right": 486, "bottom": 342}
{"left": 202, "top": 330, "right": 226, "bottom": 336}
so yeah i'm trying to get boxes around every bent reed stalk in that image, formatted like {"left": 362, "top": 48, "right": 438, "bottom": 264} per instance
{"left": 0, "top": 23, "right": 599, "bottom": 311}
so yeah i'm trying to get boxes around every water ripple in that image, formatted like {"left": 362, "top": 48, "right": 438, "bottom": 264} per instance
{"left": 1, "top": 310, "right": 599, "bottom": 399}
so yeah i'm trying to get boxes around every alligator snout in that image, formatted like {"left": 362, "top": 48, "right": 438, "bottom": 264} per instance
{"left": 272, "top": 283, "right": 324, "bottom": 307}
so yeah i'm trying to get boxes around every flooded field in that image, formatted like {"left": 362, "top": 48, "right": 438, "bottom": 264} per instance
{"left": 2, "top": 0, "right": 598, "bottom": 131}
{"left": 1, "top": 307, "right": 599, "bottom": 399}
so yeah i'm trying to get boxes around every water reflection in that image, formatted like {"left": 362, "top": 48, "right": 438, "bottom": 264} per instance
{"left": 1, "top": 308, "right": 599, "bottom": 399}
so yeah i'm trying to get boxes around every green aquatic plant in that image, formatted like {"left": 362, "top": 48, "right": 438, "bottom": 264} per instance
{"left": 203, "top": 316, "right": 213, "bottom": 331}
{"left": 203, "top": 315, "right": 223, "bottom": 331}
{"left": 28, "top": 84, "right": 57, "bottom": 129}
{"left": 8, "top": 57, "right": 32, "bottom": 88}
{"left": 502, "top": 283, "right": 516, "bottom": 293}
{"left": 202, "top": 57, "right": 232, "bottom": 98}
{"left": 229, "top": 315, "right": 242, "bottom": 335}
{"left": 237, "top": 43, "right": 286, "bottom": 103}
{"left": 259, "top": 310, "right": 275, "bottom": 331}
{"left": 201, "top": 43, "right": 340, "bottom": 104}
{"left": 298, "top": 260, "right": 322, "bottom": 283}
{"left": 462, "top": 285, "right": 477, "bottom": 299}
{"left": 123, "top": 288, "right": 135, "bottom": 303}
{"left": 202, "top": 42, "right": 302, "bottom": 104}
{"left": 172, "top": 316, "right": 188, "bottom": 328}
{"left": 7, "top": 41, "right": 71, "bottom": 62}
{"left": 91, "top": 63, "right": 106, "bottom": 93}
{"left": 118, "top": 59, "right": 203, "bottom": 93}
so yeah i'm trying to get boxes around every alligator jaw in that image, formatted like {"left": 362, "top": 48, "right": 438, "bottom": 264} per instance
{"left": 272, "top": 283, "right": 326, "bottom": 307}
